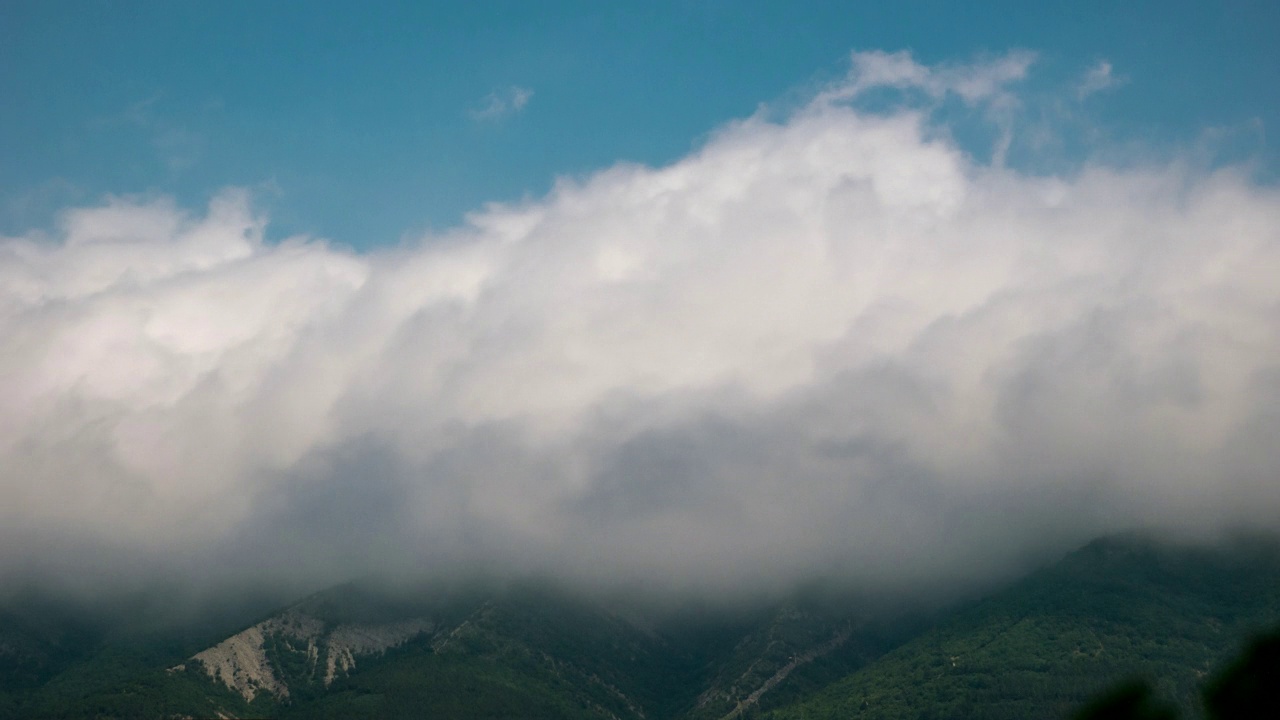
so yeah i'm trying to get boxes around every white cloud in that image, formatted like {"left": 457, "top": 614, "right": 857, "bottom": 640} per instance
{"left": 815, "top": 49, "right": 1035, "bottom": 167}
{"left": 819, "top": 49, "right": 1036, "bottom": 107}
{"left": 3, "top": 52, "right": 1279, "bottom": 598}
{"left": 1077, "top": 60, "right": 1123, "bottom": 99}
{"left": 471, "top": 85, "right": 535, "bottom": 120}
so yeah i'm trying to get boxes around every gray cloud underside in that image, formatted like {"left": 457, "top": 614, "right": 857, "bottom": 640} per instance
{"left": 3, "top": 52, "right": 1279, "bottom": 600}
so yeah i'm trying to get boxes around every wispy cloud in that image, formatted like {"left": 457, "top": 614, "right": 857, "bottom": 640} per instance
{"left": 818, "top": 49, "right": 1036, "bottom": 107}
{"left": 1077, "top": 60, "right": 1124, "bottom": 99}
{"left": 470, "top": 85, "right": 534, "bottom": 120}
{"left": 815, "top": 49, "right": 1036, "bottom": 166}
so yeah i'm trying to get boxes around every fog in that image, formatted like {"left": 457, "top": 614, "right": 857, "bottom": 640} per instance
{"left": 3, "top": 51, "right": 1278, "bottom": 605}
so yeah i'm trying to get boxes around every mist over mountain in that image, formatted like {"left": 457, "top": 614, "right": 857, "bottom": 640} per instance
{"left": 2, "top": 534, "right": 1277, "bottom": 719}
{"left": 3, "top": 50, "right": 1280, "bottom": 606}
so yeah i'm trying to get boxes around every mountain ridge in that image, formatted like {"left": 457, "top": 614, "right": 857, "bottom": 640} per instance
{"left": 2, "top": 533, "right": 1277, "bottom": 719}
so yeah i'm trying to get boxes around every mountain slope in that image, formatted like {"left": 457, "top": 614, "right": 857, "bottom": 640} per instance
{"left": 3, "top": 534, "right": 1278, "bottom": 719}
{"left": 763, "top": 535, "right": 1280, "bottom": 720}
{"left": 683, "top": 599, "right": 910, "bottom": 720}
{"left": 281, "top": 587, "right": 683, "bottom": 720}
{"left": 147, "top": 579, "right": 894, "bottom": 720}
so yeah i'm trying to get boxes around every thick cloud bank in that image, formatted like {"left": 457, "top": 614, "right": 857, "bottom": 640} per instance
{"left": 3, "top": 52, "right": 1279, "bottom": 599}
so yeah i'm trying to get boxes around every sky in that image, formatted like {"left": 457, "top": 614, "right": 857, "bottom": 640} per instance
{"left": 2, "top": 2, "right": 1280, "bottom": 602}
{"left": 5, "top": 1, "right": 1279, "bottom": 245}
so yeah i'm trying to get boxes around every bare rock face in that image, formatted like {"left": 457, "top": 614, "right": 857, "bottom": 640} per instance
{"left": 322, "top": 619, "right": 435, "bottom": 686}
{"left": 187, "top": 609, "right": 432, "bottom": 702}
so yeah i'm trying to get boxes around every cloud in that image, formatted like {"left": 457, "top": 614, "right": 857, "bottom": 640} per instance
{"left": 1077, "top": 60, "right": 1123, "bottom": 99}
{"left": 3, "top": 52, "right": 1279, "bottom": 601}
{"left": 471, "top": 85, "right": 534, "bottom": 120}
{"left": 814, "top": 49, "right": 1035, "bottom": 168}
{"left": 818, "top": 49, "right": 1036, "bottom": 107}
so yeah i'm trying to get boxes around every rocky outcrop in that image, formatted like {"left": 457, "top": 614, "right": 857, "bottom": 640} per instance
{"left": 191, "top": 611, "right": 324, "bottom": 701}
{"left": 185, "top": 609, "right": 432, "bottom": 702}
{"left": 717, "top": 628, "right": 852, "bottom": 719}
{"left": 323, "top": 618, "right": 434, "bottom": 685}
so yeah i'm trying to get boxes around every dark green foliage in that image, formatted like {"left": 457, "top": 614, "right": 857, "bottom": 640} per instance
{"left": 683, "top": 601, "right": 912, "bottom": 720}
{"left": 1065, "top": 626, "right": 1280, "bottom": 720}
{"left": 0, "top": 603, "right": 100, "bottom": 695}
{"left": 1073, "top": 680, "right": 1179, "bottom": 720}
{"left": 0, "top": 648, "right": 254, "bottom": 719}
{"left": 0, "top": 589, "right": 271, "bottom": 720}
{"left": 2, "top": 535, "right": 1278, "bottom": 720}
{"left": 281, "top": 650, "right": 615, "bottom": 720}
{"left": 765, "top": 535, "right": 1280, "bottom": 720}
{"left": 413, "top": 583, "right": 705, "bottom": 719}
{"left": 1203, "top": 629, "right": 1280, "bottom": 720}
{"left": 254, "top": 582, "right": 718, "bottom": 720}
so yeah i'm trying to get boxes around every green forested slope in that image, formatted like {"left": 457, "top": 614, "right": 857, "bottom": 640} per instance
{"left": 764, "top": 536, "right": 1280, "bottom": 720}
{"left": 278, "top": 582, "right": 746, "bottom": 720}
{"left": 2, "top": 535, "right": 1277, "bottom": 720}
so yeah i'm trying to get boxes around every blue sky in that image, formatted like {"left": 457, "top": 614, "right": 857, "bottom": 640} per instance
{"left": 4, "top": 0, "right": 1278, "bottom": 247}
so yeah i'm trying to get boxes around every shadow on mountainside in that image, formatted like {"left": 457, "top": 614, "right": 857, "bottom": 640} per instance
{"left": 1075, "top": 628, "right": 1280, "bottom": 720}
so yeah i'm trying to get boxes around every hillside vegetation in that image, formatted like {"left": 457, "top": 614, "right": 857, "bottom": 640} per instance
{"left": 764, "top": 536, "right": 1280, "bottom": 720}
{"left": 1, "top": 535, "right": 1277, "bottom": 720}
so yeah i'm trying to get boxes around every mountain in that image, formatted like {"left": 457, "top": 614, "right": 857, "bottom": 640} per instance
{"left": 763, "top": 535, "right": 1280, "bottom": 720}
{"left": 163, "top": 581, "right": 889, "bottom": 720}
{"left": 0, "top": 586, "right": 287, "bottom": 720}
{"left": 1, "top": 578, "right": 902, "bottom": 720}
{"left": 0, "top": 600, "right": 98, "bottom": 716}
{"left": 1, "top": 534, "right": 1277, "bottom": 720}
